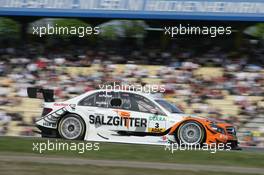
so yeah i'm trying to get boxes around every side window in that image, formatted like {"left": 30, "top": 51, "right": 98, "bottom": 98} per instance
{"left": 79, "top": 93, "right": 97, "bottom": 106}
{"left": 94, "top": 91, "right": 108, "bottom": 107}
{"left": 79, "top": 91, "right": 108, "bottom": 107}
{"left": 79, "top": 91, "right": 123, "bottom": 108}
{"left": 120, "top": 93, "right": 132, "bottom": 110}
{"left": 133, "top": 95, "right": 160, "bottom": 114}
{"left": 119, "top": 93, "right": 166, "bottom": 115}
{"left": 105, "top": 91, "right": 119, "bottom": 108}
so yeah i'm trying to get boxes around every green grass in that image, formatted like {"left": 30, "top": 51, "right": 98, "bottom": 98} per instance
{"left": 1, "top": 161, "right": 259, "bottom": 175}
{"left": 0, "top": 136, "right": 264, "bottom": 168}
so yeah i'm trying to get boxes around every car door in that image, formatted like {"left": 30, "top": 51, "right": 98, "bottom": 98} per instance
{"left": 129, "top": 93, "right": 167, "bottom": 134}
{"left": 108, "top": 92, "right": 167, "bottom": 134}
{"left": 78, "top": 91, "right": 118, "bottom": 131}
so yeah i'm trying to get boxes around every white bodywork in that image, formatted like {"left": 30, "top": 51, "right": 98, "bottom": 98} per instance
{"left": 36, "top": 90, "right": 192, "bottom": 145}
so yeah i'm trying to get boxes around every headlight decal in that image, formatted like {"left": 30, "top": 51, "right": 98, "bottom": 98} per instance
{"left": 205, "top": 125, "right": 217, "bottom": 134}
{"left": 209, "top": 124, "right": 225, "bottom": 134}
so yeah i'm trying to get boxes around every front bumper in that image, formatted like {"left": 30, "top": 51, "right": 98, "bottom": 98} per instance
{"left": 206, "top": 127, "right": 239, "bottom": 149}
{"left": 227, "top": 140, "right": 241, "bottom": 150}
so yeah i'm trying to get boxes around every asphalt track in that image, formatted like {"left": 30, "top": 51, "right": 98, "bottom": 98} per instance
{"left": 241, "top": 146, "right": 264, "bottom": 152}
{"left": 0, "top": 154, "right": 264, "bottom": 174}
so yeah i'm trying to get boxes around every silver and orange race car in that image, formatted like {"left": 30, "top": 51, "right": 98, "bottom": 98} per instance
{"left": 28, "top": 88, "right": 239, "bottom": 149}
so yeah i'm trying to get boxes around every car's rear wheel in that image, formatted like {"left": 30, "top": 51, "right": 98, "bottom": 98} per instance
{"left": 177, "top": 121, "right": 205, "bottom": 145}
{"left": 58, "top": 114, "right": 85, "bottom": 140}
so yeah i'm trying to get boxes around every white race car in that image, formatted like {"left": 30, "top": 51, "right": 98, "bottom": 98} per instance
{"left": 28, "top": 87, "right": 238, "bottom": 147}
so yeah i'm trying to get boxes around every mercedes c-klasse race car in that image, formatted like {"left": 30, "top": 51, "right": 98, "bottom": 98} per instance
{"left": 28, "top": 87, "right": 239, "bottom": 149}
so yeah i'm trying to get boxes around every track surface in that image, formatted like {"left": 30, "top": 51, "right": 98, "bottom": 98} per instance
{"left": 0, "top": 154, "right": 264, "bottom": 174}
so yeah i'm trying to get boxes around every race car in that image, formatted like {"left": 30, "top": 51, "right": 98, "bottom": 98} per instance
{"left": 27, "top": 87, "right": 239, "bottom": 148}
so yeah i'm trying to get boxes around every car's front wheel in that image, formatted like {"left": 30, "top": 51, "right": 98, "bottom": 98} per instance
{"left": 58, "top": 114, "right": 85, "bottom": 140}
{"left": 177, "top": 121, "right": 205, "bottom": 145}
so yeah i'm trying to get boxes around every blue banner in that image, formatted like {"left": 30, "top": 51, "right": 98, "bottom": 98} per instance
{"left": 0, "top": 0, "right": 263, "bottom": 21}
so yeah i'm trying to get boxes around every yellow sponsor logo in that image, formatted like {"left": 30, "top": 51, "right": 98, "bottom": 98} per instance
{"left": 148, "top": 128, "right": 166, "bottom": 133}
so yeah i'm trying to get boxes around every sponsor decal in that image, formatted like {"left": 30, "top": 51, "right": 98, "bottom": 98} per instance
{"left": 148, "top": 127, "right": 166, "bottom": 133}
{"left": 89, "top": 115, "right": 147, "bottom": 128}
{"left": 95, "top": 101, "right": 108, "bottom": 105}
{"left": 148, "top": 115, "right": 166, "bottom": 133}
{"left": 54, "top": 103, "right": 69, "bottom": 107}
{"left": 43, "top": 122, "right": 56, "bottom": 127}
{"left": 157, "top": 135, "right": 168, "bottom": 143}
{"left": 53, "top": 103, "right": 76, "bottom": 109}
{"left": 113, "top": 110, "right": 131, "bottom": 128}
{"left": 149, "top": 115, "right": 166, "bottom": 121}
{"left": 98, "top": 94, "right": 112, "bottom": 98}
{"left": 162, "top": 135, "right": 167, "bottom": 141}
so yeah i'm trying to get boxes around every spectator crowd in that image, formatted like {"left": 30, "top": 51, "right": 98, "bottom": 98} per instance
{"left": 0, "top": 43, "right": 263, "bottom": 146}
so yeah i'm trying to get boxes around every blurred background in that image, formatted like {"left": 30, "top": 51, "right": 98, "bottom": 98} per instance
{"left": 0, "top": 2, "right": 263, "bottom": 148}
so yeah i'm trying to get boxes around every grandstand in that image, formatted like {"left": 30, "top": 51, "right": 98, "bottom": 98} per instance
{"left": 0, "top": 60, "right": 263, "bottom": 146}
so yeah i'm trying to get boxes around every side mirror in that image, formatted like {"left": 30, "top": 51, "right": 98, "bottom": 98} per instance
{"left": 110, "top": 98, "right": 122, "bottom": 107}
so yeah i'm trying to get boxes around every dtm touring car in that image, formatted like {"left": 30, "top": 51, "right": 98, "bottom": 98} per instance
{"left": 27, "top": 87, "right": 239, "bottom": 149}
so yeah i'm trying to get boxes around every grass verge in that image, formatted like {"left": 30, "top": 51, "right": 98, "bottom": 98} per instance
{"left": 0, "top": 136, "right": 263, "bottom": 168}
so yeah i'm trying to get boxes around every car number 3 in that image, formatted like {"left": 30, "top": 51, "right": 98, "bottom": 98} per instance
{"left": 155, "top": 123, "right": 159, "bottom": 128}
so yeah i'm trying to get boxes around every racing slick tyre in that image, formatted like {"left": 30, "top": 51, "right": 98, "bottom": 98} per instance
{"left": 58, "top": 114, "right": 85, "bottom": 140}
{"left": 177, "top": 121, "right": 205, "bottom": 145}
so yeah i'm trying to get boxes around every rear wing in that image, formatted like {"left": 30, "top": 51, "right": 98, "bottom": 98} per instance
{"left": 27, "top": 87, "right": 54, "bottom": 102}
